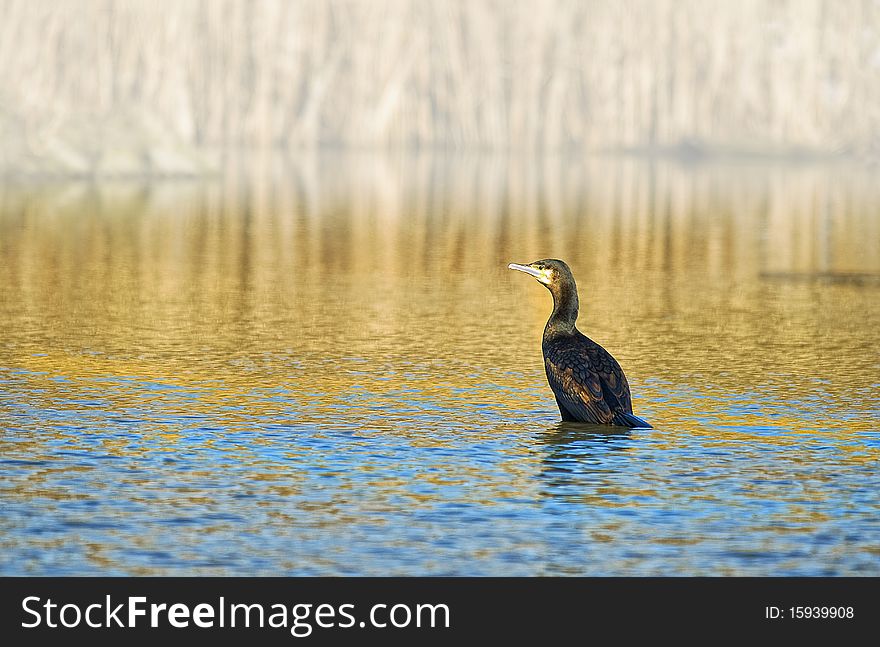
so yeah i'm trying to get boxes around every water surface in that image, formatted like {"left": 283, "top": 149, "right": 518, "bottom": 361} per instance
{"left": 1, "top": 155, "right": 878, "bottom": 575}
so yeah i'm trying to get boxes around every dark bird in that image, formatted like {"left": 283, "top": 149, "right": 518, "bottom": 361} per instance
{"left": 509, "top": 259, "right": 651, "bottom": 428}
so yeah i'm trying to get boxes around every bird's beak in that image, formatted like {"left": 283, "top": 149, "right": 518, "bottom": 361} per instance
{"left": 508, "top": 263, "right": 543, "bottom": 278}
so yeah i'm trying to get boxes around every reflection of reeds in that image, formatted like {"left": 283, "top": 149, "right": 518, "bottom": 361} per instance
{"left": 2, "top": 154, "right": 879, "bottom": 286}
{"left": 2, "top": 153, "right": 878, "bottom": 343}
{"left": 1, "top": 155, "right": 878, "bottom": 432}
{"left": 2, "top": 0, "right": 880, "bottom": 175}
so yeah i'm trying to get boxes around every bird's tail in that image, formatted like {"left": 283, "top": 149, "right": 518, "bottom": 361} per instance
{"left": 613, "top": 411, "right": 653, "bottom": 428}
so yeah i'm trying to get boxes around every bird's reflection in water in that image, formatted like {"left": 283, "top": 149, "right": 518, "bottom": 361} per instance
{"left": 537, "top": 422, "right": 635, "bottom": 502}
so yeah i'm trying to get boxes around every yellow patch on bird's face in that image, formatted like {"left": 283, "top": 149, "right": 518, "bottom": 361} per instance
{"left": 536, "top": 268, "right": 553, "bottom": 284}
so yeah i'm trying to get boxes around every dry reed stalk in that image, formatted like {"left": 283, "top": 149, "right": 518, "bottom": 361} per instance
{"left": 0, "top": 0, "right": 878, "bottom": 175}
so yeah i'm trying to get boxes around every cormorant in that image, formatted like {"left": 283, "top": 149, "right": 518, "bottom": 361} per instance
{"left": 509, "top": 259, "right": 651, "bottom": 428}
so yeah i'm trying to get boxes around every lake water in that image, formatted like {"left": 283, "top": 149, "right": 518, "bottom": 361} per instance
{"left": 1, "top": 154, "right": 878, "bottom": 575}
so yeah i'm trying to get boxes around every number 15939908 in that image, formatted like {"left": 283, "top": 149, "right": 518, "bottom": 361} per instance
{"left": 765, "top": 606, "right": 854, "bottom": 620}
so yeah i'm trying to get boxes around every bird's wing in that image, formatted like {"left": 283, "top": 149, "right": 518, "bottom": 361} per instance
{"left": 584, "top": 341, "right": 634, "bottom": 414}
{"left": 544, "top": 343, "right": 615, "bottom": 424}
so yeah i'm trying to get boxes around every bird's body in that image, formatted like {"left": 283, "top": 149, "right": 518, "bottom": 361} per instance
{"left": 509, "top": 259, "right": 651, "bottom": 428}
{"left": 542, "top": 329, "right": 648, "bottom": 427}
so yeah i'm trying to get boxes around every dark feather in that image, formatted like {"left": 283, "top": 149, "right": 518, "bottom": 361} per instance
{"left": 543, "top": 332, "right": 644, "bottom": 427}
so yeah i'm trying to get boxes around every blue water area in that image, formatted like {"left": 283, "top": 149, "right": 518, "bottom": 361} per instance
{"left": 1, "top": 364, "right": 878, "bottom": 576}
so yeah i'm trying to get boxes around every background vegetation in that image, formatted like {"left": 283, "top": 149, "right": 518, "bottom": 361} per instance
{"left": 2, "top": 0, "right": 879, "bottom": 176}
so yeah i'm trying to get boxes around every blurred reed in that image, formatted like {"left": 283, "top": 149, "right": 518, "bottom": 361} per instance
{"left": 1, "top": 0, "right": 880, "bottom": 176}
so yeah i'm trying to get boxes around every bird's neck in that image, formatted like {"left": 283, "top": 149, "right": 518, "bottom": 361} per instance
{"left": 544, "top": 284, "right": 579, "bottom": 338}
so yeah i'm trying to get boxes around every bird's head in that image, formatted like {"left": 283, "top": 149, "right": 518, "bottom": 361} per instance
{"left": 509, "top": 258, "right": 580, "bottom": 331}
{"left": 507, "top": 259, "right": 575, "bottom": 290}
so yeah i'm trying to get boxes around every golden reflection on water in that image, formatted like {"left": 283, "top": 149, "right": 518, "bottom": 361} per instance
{"left": 1, "top": 154, "right": 878, "bottom": 575}
{"left": 2, "top": 155, "right": 877, "bottom": 423}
